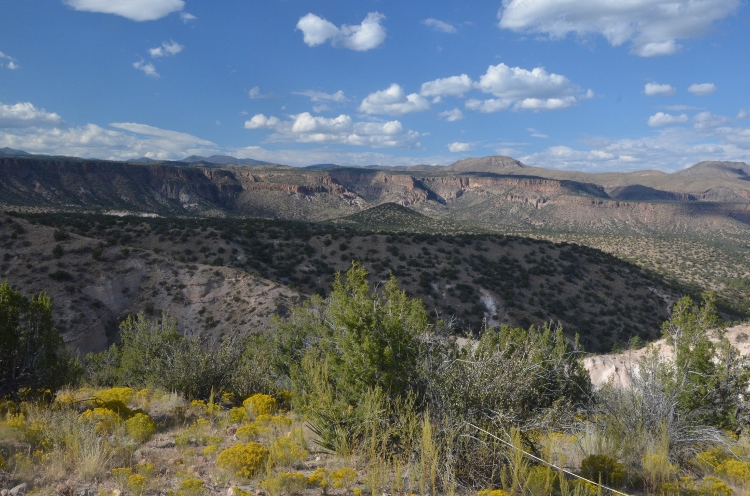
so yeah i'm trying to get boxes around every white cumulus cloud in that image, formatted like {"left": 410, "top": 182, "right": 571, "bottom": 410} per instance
{"left": 244, "top": 114, "right": 281, "bottom": 129}
{"left": 359, "top": 84, "right": 430, "bottom": 115}
{"left": 448, "top": 142, "right": 473, "bottom": 153}
{"left": 644, "top": 83, "right": 676, "bottom": 96}
{"left": 648, "top": 112, "right": 689, "bottom": 127}
{"left": 422, "top": 18, "right": 457, "bottom": 33}
{"left": 243, "top": 112, "right": 421, "bottom": 149}
{"left": 149, "top": 40, "right": 184, "bottom": 58}
{"left": 438, "top": 109, "right": 464, "bottom": 122}
{"left": 133, "top": 59, "right": 158, "bottom": 77}
{"left": 688, "top": 83, "right": 717, "bottom": 95}
{"left": 0, "top": 102, "right": 62, "bottom": 128}
{"left": 296, "top": 12, "right": 386, "bottom": 51}
{"left": 420, "top": 75, "right": 473, "bottom": 98}
{"left": 180, "top": 12, "right": 196, "bottom": 23}
{"left": 497, "top": 0, "right": 740, "bottom": 57}
{"left": 467, "top": 63, "right": 583, "bottom": 112}
{"left": 64, "top": 0, "right": 185, "bottom": 21}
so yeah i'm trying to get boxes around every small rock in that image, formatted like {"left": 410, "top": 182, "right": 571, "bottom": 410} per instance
{"left": 9, "top": 483, "right": 27, "bottom": 496}
{"left": 56, "top": 483, "right": 71, "bottom": 496}
{"left": 255, "top": 490, "right": 264, "bottom": 496}
{"left": 112, "top": 490, "right": 122, "bottom": 496}
{"left": 2, "top": 489, "right": 9, "bottom": 496}
{"left": 227, "top": 489, "right": 235, "bottom": 496}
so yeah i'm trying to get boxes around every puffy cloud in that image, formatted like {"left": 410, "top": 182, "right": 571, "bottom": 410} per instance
{"left": 448, "top": 142, "right": 473, "bottom": 152}
{"left": 498, "top": 0, "right": 739, "bottom": 57}
{"left": 133, "top": 59, "right": 158, "bottom": 77}
{"left": 647, "top": 112, "right": 689, "bottom": 127}
{"left": 469, "top": 63, "right": 583, "bottom": 112}
{"left": 477, "top": 63, "right": 575, "bottom": 100}
{"left": 290, "top": 113, "right": 352, "bottom": 134}
{"left": 244, "top": 112, "right": 421, "bottom": 148}
{"left": 296, "top": 12, "right": 386, "bottom": 51}
{"left": 420, "top": 75, "right": 473, "bottom": 98}
{"left": 248, "top": 86, "right": 275, "bottom": 99}
{"left": 7, "top": 61, "right": 18, "bottom": 70}
{"left": 692, "top": 111, "right": 727, "bottom": 130}
{"left": 0, "top": 102, "right": 62, "bottom": 128}
{"left": 688, "top": 83, "right": 717, "bottom": 95}
{"left": 359, "top": 84, "right": 430, "bottom": 115}
{"left": 180, "top": 12, "right": 196, "bottom": 23}
{"left": 516, "top": 97, "right": 577, "bottom": 110}
{"left": 438, "top": 108, "right": 464, "bottom": 122}
{"left": 293, "top": 90, "right": 347, "bottom": 102}
{"left": 422, "top": 18, "right": 457, "bottom": 33}
{"left": 64, "top": 0, "right": 185, "bottom": 21}
{"left": 244, "top": 114, "right": 280, "bottom": 129}
{"left": 644, "top": 83, "right": 676, "bottom": 96}
{"left": 149, "top": 40, "right": 184, "bottom": 58}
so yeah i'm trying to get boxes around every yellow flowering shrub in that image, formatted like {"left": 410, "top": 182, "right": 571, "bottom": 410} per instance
{"left": 236, "top": 423, "right": 261, "bottom": 442}
{"left": 176, "top": 418, "right": 216, "bottom": 447}
{"left": 113, "top": 467, "right": 133, "bottom": 490}
{"left": 93, "top": 387, "right": 135, "bottom": 415}
{"left": 476, "top": 489, "right": 511, "bottom": 496}
{"left": 220, "top": 391, "right": 236, "bottom": 406}
{"left": 307, "top": 467, "right": 330, "bottom": 492}
{"left": 352, "top": 489, "right": 362, "bottom": 496}
{"left": 331, "top": 468, "right": 357, "bottom": 491}
{"left": 229, "top": 407, "right": 247, "bottom": 424}
{"left": 126, "top": 412, "right": 157, "bottom": 443}
{"left": 80, "top": 408, "right": 122, "bottom": 435}
{"left": 261, "top": 471, "right": 308, "bottom": 496}
{"left": 715, "top": 459, "right": 750, "bottom": 485}
{"left": 270, "top": 434, "right": 308, "bottom": 467}
{"left": 203, "top": 444, "right": 219, "bottom": 456}
{"left": 137, "top": 461, "right": 154, "bottom": 478}
{"left": 179, "top": 477, "right": 205, "bottom": 496}
{"left": 696, "top": 476, "right": 733, "bottom": 496}
{"left": 217, "top": 442, "right": 269, "bottom": 479}
{"left": 4, "top": 412, "right": 26, "bottom": 431}
{"left": 243, "top": 394, "right": 277, "bottom": 417}
{"left": 129, "top": 474, "right": 148, "bottom": 496}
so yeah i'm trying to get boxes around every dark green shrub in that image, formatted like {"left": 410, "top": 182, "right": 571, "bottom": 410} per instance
{"left": 0, "top": 281, "right": 79, "bottom": 397}
{"left": 580, "top": 454, "right": 626, "bottom": 487}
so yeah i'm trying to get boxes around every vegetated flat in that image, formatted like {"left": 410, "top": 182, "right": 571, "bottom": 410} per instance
{"left": 4, "top": 211, "right": 697, "bottom": 353}
{"left": 329, "top": 202, "right": 480, "bottom": 234}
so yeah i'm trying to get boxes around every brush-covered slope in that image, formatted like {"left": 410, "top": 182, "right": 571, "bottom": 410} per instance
{"left": 14, "top": 211, "right": 693, "bottom": 352}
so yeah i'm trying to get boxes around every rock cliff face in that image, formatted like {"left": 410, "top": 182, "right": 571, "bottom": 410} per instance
{"left": 2, "top": 156, "right": 750, "bottom": 237}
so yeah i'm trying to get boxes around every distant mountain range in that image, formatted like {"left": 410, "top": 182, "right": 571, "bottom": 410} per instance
{"left": 0, "top": 147, "right": 30, "bottom": 156}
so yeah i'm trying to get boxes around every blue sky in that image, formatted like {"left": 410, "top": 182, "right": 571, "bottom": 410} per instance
{"left": 1, "top": 0, "right": 749, "bottom": 171}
